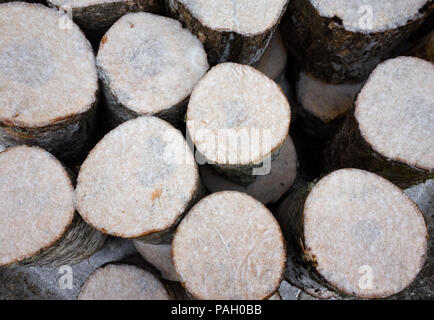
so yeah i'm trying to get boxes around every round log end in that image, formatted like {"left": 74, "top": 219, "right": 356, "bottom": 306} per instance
{"left": 0, "top": 145, "right": 75, "bottom": 267}
{"left": 310, "top": 0, "right": 429, "bottom": 33}
{"left": 173, "top": 0, "right": 288, "bottom": 36}
{"left": 97, "top": 12, "right": 209, "bottom": 126}
{"left": 78, "top": 263, "right": 170, "bottom": 300}
{"left": 304, "top": 169, "right": 428, "bottom": 298}
{"left": 355, "top": 56, "right": 434, "bottom": 171}
{"left": 172, "top": 191, "right": 286, "bottom": 300}
{"left": 187, "top": 63, "right": 290, "bottom": 169}
{"left": 296, "top": 72, "right": 362, "bottom": 124}
{"left": 76, "top": 116, "right": 201, "bottom": 239}
{"left": 0, "top": 2, "right": 98, "bottom": 128}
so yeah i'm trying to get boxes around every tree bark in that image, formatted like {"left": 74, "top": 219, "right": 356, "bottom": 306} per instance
{"left": 325, "top": 110, "right": 434, "bottom": 189}
{"left": 281, "top": 0, "right": 434, "bottom": 83}
{"left": 275, "top": 184, "right": 342, "bottom": 299}
{"left": 167, "top": 0, "right": 288, "bottom": 66}
{"left": 0, "top": 103, "right": 98, "bottom": 165}
{"left": 47, "top": 0, "right": 166, "bottom": 43}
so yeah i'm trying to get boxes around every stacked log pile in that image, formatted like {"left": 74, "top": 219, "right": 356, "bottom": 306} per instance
{"left": 0, "top": 0, "right": 433, "bottom": 301}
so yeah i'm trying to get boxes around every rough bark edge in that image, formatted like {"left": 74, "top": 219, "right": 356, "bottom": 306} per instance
{"left": 135, "top": 177, "right": 206, "bottom": 244}
{"left": 281, "top": 0, "right": 434, "bottom": 83}
{"left": 98, "top": 63, "right": 189, "bottom": 130}
{"left": 47, "top": 0, "right": 166, "bottom": 41}
{"left": 0, "top": 100, "right": 98, "bottom": 164}
{"left": 167, "top": 0, "right": 288, "bottom": 66}
{"left": 324, "top": 108, "right": 434, "bottom": 189}
{"left": 275, "top": 184, "right": 345, "bottom": 299}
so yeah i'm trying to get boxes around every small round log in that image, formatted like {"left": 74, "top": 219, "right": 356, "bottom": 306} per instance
{"left": 97, "top": 12, "right": 209, "bottom": 129}
{"left": 187, "top": 63, "right": 291, "bottom": 184}
{"left": 256, "top": 29, "right": 288, "bottom": 82}
{"left": 281, "top": 0, "right": 433, "bottom": 83}
{"left": 0, "top": 3, "right": 99, "bottom": 164}
{"left": 167, "top": 0, "right": 288, "bottom": 66}
{"left": 295, "top": 72, "right": 363, "bottom": 139}
{"left": 200, "top": 136, "right": 298, "bottom": 204}
{"left": 325, "top": 57, "right": 434, "bottom": 188}
{"left": 78, "top": 263, "right": 171, "bottom": 300}
{"left": 76, "top": 116, "right": 204, "bottom": 244}
{"left": 0, "top": 145, "right": 107, "bottom": 268}
{"left": 276, "top": 169, "right": 428, "bottom": 299}
{"left": 134, "top": 241, "right": 178, "bottom": 282}
{"left": 47, "top": 0, "right": 165, "bottom": 41}
{"left": 172, "top": 191, "right": 286, "bottom": 300}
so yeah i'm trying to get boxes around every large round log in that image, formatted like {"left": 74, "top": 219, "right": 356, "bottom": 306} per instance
{"left": 295, "top": 72, "right": 363, "bottom": 139}
{"left": 97, "top": 12, "right": 209, "bottom": 129}
{"left": 200, "top": 136, "right": 298, "bottom": 204}
{"left": 325, "top": 57, "right": 434, "bottom": 188}
{"left": 276, "top": 168, "right": 428, "bottom": 299}
{"left": 0, "top": 3, "right": 99, "bottom": 164}
{"left": 75, "top": 116, "right": 204, "bottom": 244}
{"left": 167, "top": 0, "right": 288, "bottom": 66}
{"left": 0, "top": 145, "right": 107, "bottom": 268}
{"left": 282, "top": 0, "right": 433, "bottom": 83}
{"left": 172, "top": 191, "right": 286, "bottom": 300}
{"left": 47, "top": 0, "right": 165, "bottom": 42}
{"left": 187, "top": 63, "right": 291, "bottom": 184}
{"left": 78, "top": 263, "right": 170, "bottom": 300}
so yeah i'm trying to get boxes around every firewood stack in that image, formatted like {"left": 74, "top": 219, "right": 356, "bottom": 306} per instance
{"left": 0, "top": 0, "right": 433, "bottom": 301}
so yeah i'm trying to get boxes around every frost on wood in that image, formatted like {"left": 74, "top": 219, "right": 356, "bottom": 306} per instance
{"left": 0, "top": 2, "right": 98, "bottom": 163}
{"left": 276, "top": 169, "right": 428, "bottom": 299}
{"left": 187, "top": 63, "right": 291, "bottom": 184}
{"left": 295, "top": 72, "right": 363, "bottom": 138}
{"left": 326, "top": 57, "right": 434, "bottom": 188}
{"left": 282, "top": 0, "right": 433, "bottom": 83}
{"left": 47, "top": 0, "right": 165, "bottom": 39}
{"left": 76, "top": 116, "right": 203, "bottom": 242}
{"left": 97, "top": 12, "right": 209, "bottom": 129}
{"left": 0, "top": 146, "right": 107, "bottom": 268}
{"left": 78, "top": 263, "right": 170, "bottom": 300}
{"left": 172, "top": 191, "right": 286, "bottom": 300}
{"left": 134, "top": 241, "right": 178, "bottom": 282}
{"left": 168, "top": 0, "right": 288, "bottom": 65}
{"left": 200, "top": 136, "right": 298, "bottom": 204}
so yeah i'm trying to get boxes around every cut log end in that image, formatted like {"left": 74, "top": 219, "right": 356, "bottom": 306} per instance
{"left": 187, "top": 63, "right": 291, "bottom": 183}
{"left": 172, "top": 191, "right": 286, "bottom": 300}
{"left": 0, "top": 2, "right": 98, "bottom": 162}
{"left": 279, "top": 169, "right": 428, "bottom": 299}
{"left": 0, "top": 146, "right": 106, "bottom": 267}
{"left": 168, "top": 0, "right": 288, "bottom": 65}
{"left": 78, "top": 263, "right": 170, "bottom": 300}
{"left": 355, "top": 57, "right": 434, "bottom": 171}
{"left": 97, "top": 12, "right": 209, "bottom": 128}
{"left": 310, "top": 0, "right": 428, "bottom": 33}
{"left": 326, "top": 57, "right": 434, "bottom": 188}
{"left": 200, "top": 136, "right": 298, "bottom": 204}
{"left": 296, "top": 72, "right": 362, "bottom": 124}
{"left": 76, "top": 116, "right": 202, "bottom": 240}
